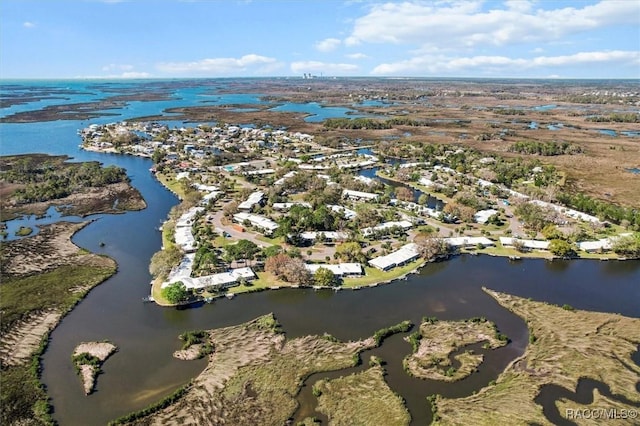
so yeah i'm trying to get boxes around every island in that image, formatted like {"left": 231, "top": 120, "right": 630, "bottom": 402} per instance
{"left": 403, "top": 317, "right": 508, "bottom": 382}
{"left": 72, "top": 341, "right": 118, "bottom": 395}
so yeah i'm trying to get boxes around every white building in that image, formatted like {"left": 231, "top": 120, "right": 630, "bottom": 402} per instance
{"left": 238, "top": 191, "right": 264, "bottom": 210}
{"left": 500, "top": 237, "right": 550, "bottom": 250}
{"left": 474, "top": 209, "right": 499, "bottom": 224}
{"left": 369, "top": 243, "right": 420, "bottom": 271}
{"left": 444, "top": 237, "right": 495, "bottom": 248}
{"left": 343, "top": 189, "right": 379, "bottom": 201}
{"left": 233, "top": 212, "right": 279, "bottom": 235}
{"left": 305, "top": 263, "right": 363, "bottom": 277}
{"left": 362, "top": 221, "right": 413, "bottom": 237}
{"left": 300, "top": 231, "right": 349, "bottom": 241}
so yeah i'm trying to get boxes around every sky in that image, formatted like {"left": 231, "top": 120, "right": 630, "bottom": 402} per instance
{"left": 1, "top": 0, "right": 639, "bottom": 79}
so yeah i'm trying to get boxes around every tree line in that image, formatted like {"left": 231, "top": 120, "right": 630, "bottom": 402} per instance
{"left": 509, "top": 141, "right": 583, "bottom": 156}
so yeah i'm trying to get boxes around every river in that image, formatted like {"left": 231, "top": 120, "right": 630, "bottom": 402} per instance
{"left": 1, "top": 79, "right": 638, "bottom": 425}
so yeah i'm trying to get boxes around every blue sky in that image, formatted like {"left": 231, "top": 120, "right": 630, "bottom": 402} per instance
{"left": 1, "top": 0, "right": 639, "bottom": 79}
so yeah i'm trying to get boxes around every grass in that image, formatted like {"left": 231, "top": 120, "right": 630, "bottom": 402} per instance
{"left": 314, "top": 364, "right": 411, "bottom": 426}
{"left": 256, "top": 235, "right": 284, "bottom": 245}
{"left": 1, "top": 264, "right": 116, "bottom": 334}
{"left": 432, "top": 289, "right": 640, "bottom": 425}
{"left": 15, "top": 226, "right": 33, "bottom": 237}
{"left": 125, "top": 314, "right": 375, "bottom": 425}
{"left": 342, "top": 259, "right": 425, "bottom": 288}
{"left": 0, "top": 263, "right": 116, "bottom": 426}
{"left": 156, "top": 172, "right": 187, "bottom": 200}
{"left": 403, "top": 318, "right": 506, "bottom": 382}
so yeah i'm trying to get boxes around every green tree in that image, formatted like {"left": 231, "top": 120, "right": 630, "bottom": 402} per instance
{"left": 161, "top": 281, "right": 189, "bottom": 304}
{"left": 548, "top": 239, "right": 575, "bottom": 258}
{"left": 335, "top": 241, "right": 363, "bottom": 263}
{"left": 314, "top": 267, "right": 338, "bottom": 287}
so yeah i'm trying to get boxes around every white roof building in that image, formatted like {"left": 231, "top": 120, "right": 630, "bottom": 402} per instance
{"left": 362, "top": 220, "right": 413, "bottom": 237}
{"left": 576, "top": 233, "right": 631, "bottom": 252}
{"left": 474, "top": 209, "right": 499, "bottom": 224}
{"left": 369, "top": 243, "right": 420, "bottom": 271}
{"left": 343, "top": 189, "right": 379, "bottom": 201}
{"left": 233, "top": 212, "right": 279, "bottom": 234}
{"left": 500, "top": 237, "right": 550, "bottom": 250}
{"left": 300, "top": 231, "right": 349, "bottom": 241}
{"left": 444, "top": 237, "right": 495, "bottom": 248}
{"left": 272, "top": 202, "right": 312, "bottom": 211}
{"left": 305, "top": 263, "right": 363, "bottom": 276}
{"left": 238, "top": 191, "right": 264, "bottom": 210}
{"left": 328, "top": 205, "right": 357, "bottom": 220}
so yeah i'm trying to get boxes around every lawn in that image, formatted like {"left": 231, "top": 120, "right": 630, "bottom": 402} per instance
{"left": 342, "top": 259, "right": 425, "bottom": 288}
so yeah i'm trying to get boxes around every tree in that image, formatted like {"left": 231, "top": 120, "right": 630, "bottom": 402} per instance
{"left": 314, "top": 267, "right": 339, "bottom": 287}
{"left": 149, "top": 245, "right": 183, "bottom": 279}
{"left": 548, "top": 239, "right": 575, "bottom": 258}
{"left": 262, "top": 245, "right": 283, "bottom": 258}
{"left": 162, "top": 281, "right": 189, "bottom": 304}
{"left": 418, "top": 194, "right": 429, "bottom": 206}
{"left": 611, "top": 234, "right": 640, "bottom": 258}
{"left": 414, "top": 234, "right": 451, "bottom": 261}
{"left": 335, "top": 241, "right": 363, "bottom": 263}
{"left": 395, "top": 186, "right": 414, "bottom": 202}
{"left": 265, "top": 253, "right": 311, "bottom": 284}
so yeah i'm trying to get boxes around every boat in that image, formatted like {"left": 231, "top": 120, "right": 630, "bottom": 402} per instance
{"left": 225, "top": 293, "right": 235, "bottom": 299}
{"left": 142, "top": 295, "right": 155, "bottom": 303}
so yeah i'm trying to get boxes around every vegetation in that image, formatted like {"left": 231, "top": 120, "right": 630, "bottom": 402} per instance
{"left": 556, "top": 192, "right": 640, "bottom": 228}
{"left": 264, "top": 253, "right": 312, "bottom": 284}
{"left": 433, "top": 289, "right": 640, "bottom": 425}
{"left": 611, "top": 233, "right": 640, "bottom": 258}
{"left": 15, "top": 226, "right": 33, "bottom": 237}
{"left": 0, "top": 155, "right": 130, "bottom": 204}
{"left": 313, "top": 267, "right": 339, "bottom": 287}
{"left": 509, "top": 140, "right": 583, "bottom": 156}
{"left": 314, "top": 365, "right": 411, "bottom": 426}
{"left": 403, "top": 317, "right": 507, "bottom": 382}
{"left": 149, "top": 245, "right": 183, "bottom": 279}
{"left": 548, "top": 239, "right": 575, "bottom": 258}
{"left": 1, "top": 263, "right": 116, "bottom": 426}
{"left": 372, "top": 320, "right": 413, "bottom": 346}
{"left": 161, "top": 281, "right": 190, "bottom": 304}
{"left": 108, "top": 382, "right": 192, "bottom": 425}
{"left": 585, "top": 113, "right": 640, "bottom": 123}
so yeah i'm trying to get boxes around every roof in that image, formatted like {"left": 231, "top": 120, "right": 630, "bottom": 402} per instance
{"left": 272, "top": 202, "right": 312, "bottom": 210}
{"left": 474, "top": 209, "right": 499, "bottom": 224}
{"left": 233, "top": 212, "right": 279, "bottom": 231}
{"left": 362, "top": 221, "right": 413, "bottom": 236}
{"left": 300, "top": 231, "right": 348, "bottom": 241}
{"left": 499, "top": 237, "right": 549, "bottom": 250}
{"left": 444, "top": 237, "right": 495, "bottom": 247}
{"left": 368, "top": 243, "right": 420, "bottom": 270}
{"left": 305, "top": 263, "right": 363, "bottom": 276}
{"left": 343, "top": 189, "right": 379, "bottom": 200}
{"left": 238, "top": 191, "right": 264, "bottom": 210}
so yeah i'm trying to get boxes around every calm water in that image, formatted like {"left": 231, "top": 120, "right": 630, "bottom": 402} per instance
{"left": 1, "top": 80, "right": 639, "bottom": 425}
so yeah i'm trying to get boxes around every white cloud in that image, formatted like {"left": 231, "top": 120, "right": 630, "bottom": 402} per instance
{"left": 77, "top": 71, "right": 152, "bottom": 79}
{"left": 347, "top": 1, "right": 639, "bottom": 49}
{"left": 23, "top": 21, "right": 36, "bottom": 28}
{"left": 102, "top": 63, "right": 135, "bottom": 72}
{"left": 157, "top": 54, "right": 277, "bottom": 74}
{"left": 371, "top": 50, "right": 640, "bottom": 76}
{"left": 290, "top": 61, "right": 358, "bottom": 75}
{"left": 345, "top": 52, "right": 368, "bottom": 60}
{"left": 315, "top": 38, "right": 342, "bottom": 52}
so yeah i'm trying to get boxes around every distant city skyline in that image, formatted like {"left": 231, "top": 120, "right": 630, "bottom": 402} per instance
{"left": 1, "top": 0, "right": 639, "bottom": 79}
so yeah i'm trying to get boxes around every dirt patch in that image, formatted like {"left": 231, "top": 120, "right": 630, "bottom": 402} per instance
{"left": 1, "top": 221, "right": 111, "bottom": 276}
{"left": 73, "top": 341, "right": 118, "bottom": 395}
{"left": 0, "top": 309, "right": 61, "bottom": 367}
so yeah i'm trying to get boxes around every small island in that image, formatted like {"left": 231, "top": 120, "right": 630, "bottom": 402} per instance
{"left": 72, "top": 341, "right": 118, "bottom": 395}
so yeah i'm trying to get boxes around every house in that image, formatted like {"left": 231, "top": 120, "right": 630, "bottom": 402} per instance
{"left": 300, "top": 231, "right": 349, "bottom": 242}
{"left": 444, "top": 237, "right": 495, "bottom": 248}
{"left": 500, "top": 237, "right": 549, "bottom": 250}
{"left": 238, "top": 191, "right": 264, "bottom": 210}
{"left": 362, "top": 221, "right": 413, "bottom": 237}
{"left": 474, "top": 209, "right": 499, "bottom": 224}
{"left": 233, "top": 212, "right": 279, "bottom": 235}
{"left": 342, "top": 189, "right": 379, "bottom": 202}
{"left": 369, "top": 243, "right": 420, "bottom": 271}
{"left": 305, "top": 263, "right": 363, "bottom": 277}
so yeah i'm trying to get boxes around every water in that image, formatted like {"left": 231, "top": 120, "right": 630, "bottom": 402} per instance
{"left": 533, "top": 104, "right": 557, "bottom": 111}
{"left": 599, "top": 129, "right": 617, "bottom": 137}
{"left": 626, "top": 168, "right": 640, "bottom": 174}
{"left": 269, "top": 101, "right": 363, "bottom": 122}
{"left": 2, "top": 206, "right": 86, "bottom": 241}
{"left": 2, "top": 80, "right": 639, "bottom": 425}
